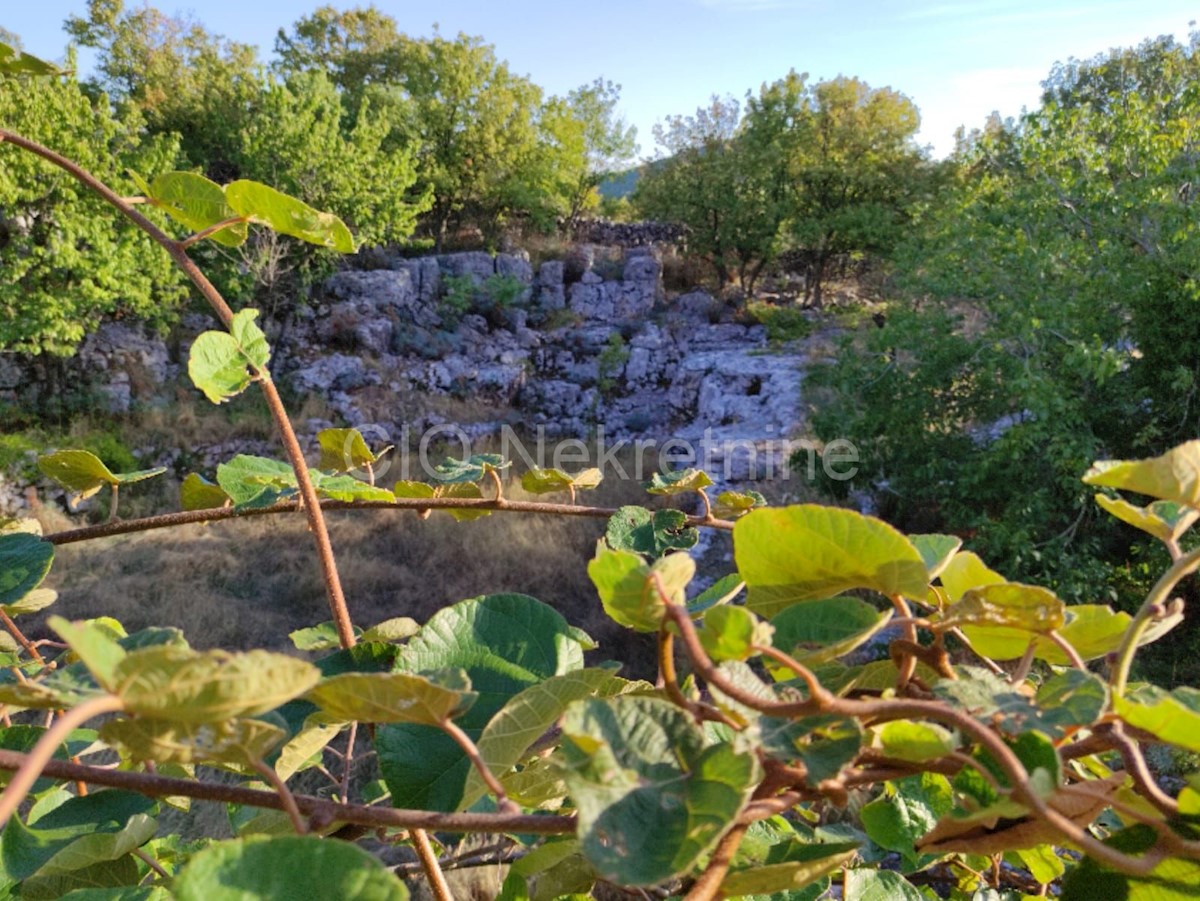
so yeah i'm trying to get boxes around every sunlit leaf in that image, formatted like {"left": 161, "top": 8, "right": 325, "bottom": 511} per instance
{"left": 844, "top": 868, "right": 925, "bottom": 901}
{"left": 100, "top": 716, "right": 285, "bottom": 766}
{"left": 188, "top": 309, "right": 270, "bottom": 405}
{"left": 686, "top": 573, "right": 744, "bottom": 616}
{"left": 179, "top": 473, "right": 230, "bottom": 511}
{"left": 50, "top": 616, "right": 128, "bottom": 691}
{"left": 1083, "top": 440, "right": 1200, "bottom": 507}
{"left": 938, "top": 550, "right": 1006, "bottom": 601}
{"left": 360, "top": 618, "right": 419, "bottom": 643}
{"left": 288, "top": 622, "right": 352, "bottom": 651}
{"left": 1114, "top": 686, "right": 1200, "bottom": 752}
{"left": 860, "top": 773, "right": 953, "bottom": 867}
{"left": 769, "top": 596, "right": 890, "bottom": 667}
{"left": 588, "top": 543, "right": 693, "bottom": 632}
{"left": 316, "top": 428, "right": 385, "bottom": 472}
{"left": 735, "top": 505, "right": 929, "bottom": 617}
{"left": 910, "top": 534, "right": 962, "bottom": 579}
{"left": 0, "top": 43, "right": 66, "bottom": 77}
{"left": 719, "top": 839, "right": 857, "bottom": 897}
{"left": 224, "top": 180, "right": 355, "bottom": 252}
{"left": 1094, "top": 494, "right": 1199, "bottom": 543}
{"left": 138, "top": 171, "right": 247, "bottom": 247}
{"left": 37, "top": 450, "right": 161, "bottom": 499}
{"left": 605, "top": 505, "right": 698, "bottom": 557}
{"left": 309, "top": 471, "right": 395, "bottom": 503}
{"left": 699, "top": 605, "right": 772, "bottom": 662}
{"left": 942, "top": 583, "right": 1065, "bottom": 633}
{"left": 431, "top": 453, "right": 509, "bottom": 483}
{"left": 520, "top": 467, "right": 603, "bottom": 495}
{"left": 644, "top": 467, "right": 714, "bottom": 495}
{"left": 873, "top": 720, "right": 958, "bottom": 763}
{"left": 215, "top": 454, "right": 296, "bottom": 508}
{"left": 712, "top": 490, "right": 767, "bottom": 520}
{"left": 306, "top": 670, "right": 477, "bottom": 725}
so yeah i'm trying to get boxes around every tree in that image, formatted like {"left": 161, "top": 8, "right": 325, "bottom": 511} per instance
{"left": 0, "top": 68, "right": 185, "bottom": 355}
{"left": 562, "top": 78, "right": 639, "bottom": 223}
{"left": 744, "top": 72, "right": 928, "bottom": 305}
{"left": 634, "top": 96, "right": 781, "bottom": 290}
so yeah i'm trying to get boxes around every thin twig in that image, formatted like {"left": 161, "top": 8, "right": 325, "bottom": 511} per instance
{"left": 179, "top": 216, "right": 248, "bottom": 249}
{"left": 684, "top": 823, "right": 747, "bottom": 900}
{"left": 1112, "top": 544, "right": 1200, "bottom": 694}
{"left": 0, "top": 609, "right": 44, "bottom": 665}
{"left": 411, "top": 828, "right": 455, "bottom": 901}
{"left": 439, "top": 718, "right": 514, "bottom": 812}
{"left": 253, "top": 760, "right": 307, "bottom": 834}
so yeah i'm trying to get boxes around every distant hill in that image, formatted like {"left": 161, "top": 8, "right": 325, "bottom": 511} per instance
{"left": 597, "top": 158, "right": 668, "bottom": 199}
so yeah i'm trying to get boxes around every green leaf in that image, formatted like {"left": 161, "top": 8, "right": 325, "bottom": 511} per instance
{"left": 1114, "top": 686, "right": 1200, "bottom": 752}
{"left": 111, "top": 647, "right": 320, "bottom": 723}
{"left": 377, "top": 594, "right": 592, "bottom": 812}
{"left": 719, "top": 839, "right": 857, "bottom": 897}
{"left": 138, "top": 171, "right": 247, "bottom": 248}
{"left": 700, "top": 606, "right": 772, "bottom": 662}
{"left": 1094, "top": 494, "right": 1198, "bottom": 543}
{"left": 288, "top": 622, "right": 352, "bottom": 651}
{"left": 0, "top": 43, "right": 66, "bottom": 77}
{"left": 860, "top": 773, "right": 954, "bottom": 867}
{"left": 215, "top": 455, "right": 297, "bottom": 508}
{"left": 588, "top": 543, "right": 694, "bottom": 632}
{"left": 712, "top": 490, "right": 767, "bottom": 520}
{"left": 843, "top": 868, "right": 925, "bottom": 901}
{"left": 100, "top": 717, "right": 285, "bottom": 766}
{"left": 938, "top": 550, "right": 1006, "bottom": 600}
{"left": 735, "top": 506, "right": 929, "bottom": 617}
{"left": 360, "top": 618, "right": 419, "bottom": 643}
{"left": 431, "top": 453, "right": 510, "bottom": 483}
{"left": 498, "top": 839, "right": 595, "bottom": 901}
{"left": 309, "top": 472, "right": 395, "bottom": 503}
{"left": 179, "top": 473, "right": 230, "bottom": 511}
{"left": 960, "top": 602, "right": 1173, "bottom": 664}
{"left": 394, "top": 480, "right": 493, "bottom": 521}
{"left": 686, "top": 573, "right": 745, "bottom": 616}
{"left": 223, "top": 181, "right": 356, "bottom": 252}
{"left": 520, "top": 467, "right": 603, "bottom": 495}
{"left": 172, "top": 835, "right": 408, "bottom": 900}
{"left": 935, "top": 666, "right": 1082, "bottom": 739}
{"left": 644, "top": 467, "right": 714, "bottom": 495}
{"left": 317, "top": 428, "right": 385, "bottom": 472}
{"left": 1083, "top": 440, "right": 1200, "bottom": 507}
{"left": 0, "top": 533, "right": 53, "bottom": 607}
{"left": 274, "top": 714, "right": 344, "bottom": 782}
{"left": 605, "top": 506, "right": 698, "bottom": 557}
{"left": 769, "top": 596, "right": 890, "bottom": 667}
{"left": 942, "top": 583, "right": 1065, "bottom": 632}
{"left": 306, "top": 670, "right": 477, "bottom": 725}
{"left": 49, "top": 617, "right": 128, "bottom": 692}
{"left": 758, "top": 714, "right": 863, "bottom": 782}
{"left": 560, "top": 695, "right": 760, "bottom": 886}
{"left": 1034, "top": 669, "right": 1108, "bottom": 734}
{"left": 0, "top": 791, "right": 155, "bottom": 884}
{"left": 37, "top": 451, "right": 111, "bottom": 499}
{"left": 188, "top": 309, "right": 271, "bottom": 405}
{"left": 1061, "top": 824, "right": 1200, "bottom": 900}
{"left": 873, "top": 721, "right": 958, "bottom": 763}
{"left": 1011, "top": 844, "right": 1065, "bottom": 885}
{"left": 910, "top": 534, "right": 963, "bottom": 579}
{"left": 460, "top": 668, "right": 635, "bottom": 810}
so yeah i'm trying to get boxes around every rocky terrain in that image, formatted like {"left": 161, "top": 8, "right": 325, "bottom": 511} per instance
{"left": 1, "top": 245, "right": 822, "bottom": 514}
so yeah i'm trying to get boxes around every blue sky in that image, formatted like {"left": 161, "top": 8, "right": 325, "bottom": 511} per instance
{"left": 5, "top": 1, "right": 1196, "bottom": 158}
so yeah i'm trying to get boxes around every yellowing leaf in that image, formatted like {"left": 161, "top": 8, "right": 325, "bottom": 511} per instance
{"left": 1094, "top": 494, "right": 1198, "bottom": 543}
{"left": 305, "top": 670, "right": 477, "bottom": 725}
{"left": 1084, "top": 440, "right": 1200, "bottom": 507}
{"left": 735, "top": 505, "right": 929, "bottom": 617}
{"left": 224, "top": 180, "right": 355, "bottom": 252}
{"left": 939, "top": 550, "right": 1006, "bottom": 601}
{"left": 101, "top": 716, "right": 285, "bottom": 766}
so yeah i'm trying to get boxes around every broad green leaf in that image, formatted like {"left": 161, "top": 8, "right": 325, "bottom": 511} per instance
{"left": 173, "top": 835, "right": 408, "bottom": 900}
{"left": 497, "top": 839, "right": 595, "bottom": 901}
{"left": 188, "top": 309, "right": 270, "bottom": 405}
{"left": 758, "top": 714, "right": 862, "bottom": 782}
{"left": 0, "top": 532, "right": 53, "bottom": 607}
{"left": 939, "top": 550, "right": 1006, "bottom": 601}
{"left": 605, "top": 506, "right": 698, "bottom": 557}
{"left": 588, "top": 543, "right": 694, "bottom": 632}
{"left": 769, "top": 596, "right": 890, "bottom": 666}
{"left": 844, "top": 868, "right": 925, "bottom": 901}
{"left": 140, "top": 171, "right": 247, "bottom": 248}
{"left": 520, "top": 467, "right": 602, "bottom": 495}
{"left": 935, "top": 666, "right": 1083, "bottom": 739}
{"left": 1034, "top": 669, "right": 1108, "bottom": 734}
{"left": 288, "top": 621, "right": 352, "bottom": 651}
{"left": 1012, "top": 844, "right": 1065, "bottom": 884}
{"left": 309, "top": 472, "right": 395, "bottom": 503}
{"left": 735, "top": 506, "right": 929, "bottom": 617}
{"left": 1060, "top": 823, "right": 1200, "bottom": 900}
{"left": 100, "top": 717, "right": 285, "bottom": 766}
{"left": 49, "top": 617, "right": 127, "bottom": 691}
{"left": 111, "top": 647, "right": 319, "bottom": 723}
{"left": 719, "top": 839, "right": 857, "bottom": 897}
{"left": 59, "top": 886, "right": 171, "bottom": 900}
{"left": 686, "top": 573, "right": 744, "bottom": 616}
{"left": 20, "top": 857, "right": 142, "bottom": 900}
{"left": 179, "top": 473, "right": 229, "bottom": 511}
{"left": 910, "top": 533, "right": 963, "bottom": 579}
{"left": 943, "top": 583, "right": 1065, "bottom": 632}
{"left": 501, "top": 752, "right": 570, "bottom": 808}
{"left": 378, "top": 594, "right": 592, "bottom": 812}
{"left": 317, "top": 428, "right": 384, "bottom": 472}
{"left": 712, "top": 490, "right": 767, "bottom": 520}
{"left": 873, "top": 721, "right": 958, "bottom": 763}
{"left": 274, "top": 714, "right": 344, "bottom": 781}
{"left": 360, "top": 618, "right": 419, "bottom": 643}
{"left": 644, "top": 467, "right": 714, "bottom": 495}
{"left": 1114, "top": 686, "right": 1200, "bottom": 752}
{"left": 1094, "top": 494, "right": 1198, "bottom": 543}
{"left": 431, "top": 453, "right": 509, "bottom": 483}
{"left": 700, "top": 605, "right": 772, "bottom": 662}
{"left": 460, "top": 668, "right": 634, "bottom": 810}
{"left": 216, "top": 455, "right": 297, "bottom": 508}
{"left": 306, "top": 670, "right": 477, "bottom": 725}
{"left": 0, "top": 791, "right": 155, "bottom": 884}
{"left": 560, "top": 695, "right": 760, "bottom": 886}
{"left": 437, "top": 481, "right": 492, "bottom": 521}
{"left": 392, "top": 480, "right": 434, "bottom": 499}
{"left": 37, "top": 450, "right": 113, "bottom": 499}
{"left": 1083, "top": 440, "right": 1200, "bottom": 507}
{"left": 860, "top": 773, "right": 953, "bottom": 867}
{"left": 0, "top": 43, "right": 66, "bottom": 77}
{"left": 224, "top": 181, "right": 355, "bottom": 252}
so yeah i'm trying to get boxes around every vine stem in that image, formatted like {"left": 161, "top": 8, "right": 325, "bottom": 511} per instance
{"left": 0, "top": 128, "right": 356, "bottom": 651}
{"left": 683, "top": 822, "right": 747, "bottom": 901}
{"left": 253, "top": 760, "right": 307, "bottom": 834}
{"left": 44, "top": 498, "right": 735, "bottom": 547}
{"left": 439, "top": 718, "right": 514, "bottom": 812}
{"left": 1111, "top": 543, "right": 1200, "bottom": 694}
{"left": 411, "top": 828, "right": 455, "bottom": 901}
{"left": 0, "top": 694, "right": 125, "bottom": 829}
{"left": 0, "top": 609, "right": 44, "bottom": 665}
{"left": 0, "top": 748, "right": 575, "bottom": 834}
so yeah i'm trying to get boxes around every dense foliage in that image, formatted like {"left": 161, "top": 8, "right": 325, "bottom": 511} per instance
{"left": 811, "top": 34, "right": 1200, "bottom": 634}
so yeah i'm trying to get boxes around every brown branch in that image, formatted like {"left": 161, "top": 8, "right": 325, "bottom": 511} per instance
{"left": 439, "top": 718, "right": 514, "bottom": 813}
{"left": 411, "top": 828, "right": 455, "bottom": 901}
{"left": 179, "top": 216, "right": 249, "bottom": 249}
{"left": 0, "top": 609, "right": 44, "bottom": 665}
{"left": 0, "top": 749, "right": 575, "bottom": 835}
{"left": 684, "top": 823, "right": 747, "bottom": 901}
{"left": 44, "top": 498, "right": 735, "bottom": 547}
